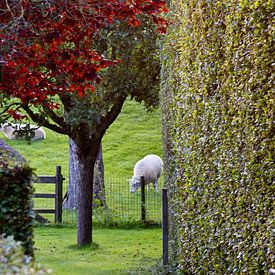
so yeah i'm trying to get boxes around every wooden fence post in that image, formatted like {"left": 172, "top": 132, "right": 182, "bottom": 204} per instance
{"left": 162, "top": 188, "right": 169, "bottom": 266}
{"left": 140, "top": 176, "right": 146, "bottom": 222}
{"left": 55, "top": 166, "right": 63, "bottom": 223}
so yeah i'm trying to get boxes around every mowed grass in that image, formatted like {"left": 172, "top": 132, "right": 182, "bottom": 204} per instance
{"left": 34, "top": 226, "right": 162, "bottom": 275}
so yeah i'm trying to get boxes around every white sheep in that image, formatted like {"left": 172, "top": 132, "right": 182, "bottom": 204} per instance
{"left": 0, "top": 123, "right": 46, "bottom": 140}
{"left": 129, "top": 154, "right": 163, "bottom": 193}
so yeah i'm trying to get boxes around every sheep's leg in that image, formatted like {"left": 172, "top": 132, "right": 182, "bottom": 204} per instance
{"left": 153, "top": 180, "right": 158, "bottom": 192}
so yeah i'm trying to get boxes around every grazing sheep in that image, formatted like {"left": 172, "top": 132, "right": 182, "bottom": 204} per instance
{"left": 0, "top": 123, "right": 46, "bottom": 140}
{"left": 129, "top": 154, "right": 163, "bottom": 193}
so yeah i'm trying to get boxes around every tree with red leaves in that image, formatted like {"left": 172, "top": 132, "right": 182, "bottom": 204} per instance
{"left": 0, "top": 0, "right": 168, "bottom": 245}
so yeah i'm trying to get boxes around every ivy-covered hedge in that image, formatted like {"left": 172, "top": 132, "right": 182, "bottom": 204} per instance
{"left": 161, "top": 0, "right": 274, "bottom": 273}
{"left": 0, "top": 148, "right": 34, "bottom": 257}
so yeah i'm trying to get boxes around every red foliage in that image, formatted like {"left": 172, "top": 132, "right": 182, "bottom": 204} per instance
{"left": 7, "top": 109, "right": 28, "bottom": 120}
{"left": 0, "top": 0, "right": 168, "bottom": 106}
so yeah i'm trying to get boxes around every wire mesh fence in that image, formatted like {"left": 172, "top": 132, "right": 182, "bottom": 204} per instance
{"left": 32, "top": 174, "right": 164, "bottom": 226}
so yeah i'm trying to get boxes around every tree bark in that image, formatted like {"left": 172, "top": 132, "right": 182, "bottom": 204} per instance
{"left": 74, "top": 138, "right": 99, "bottom": 245}
{"left": 63, "top": 139, "right": 106, "bottom": 209}
{"left": 77, "top": 154, "right": 94, "bottom": 245}
{"left": 63, "top": 138, "right": 79, "bottom": 209}
{"left": 93, "top": 143, "right": 106, "bottom": 208}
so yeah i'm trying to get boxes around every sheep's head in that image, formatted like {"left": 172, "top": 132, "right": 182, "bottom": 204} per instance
{"left": 128, "top": 177, "right": 141, "bottom": 193}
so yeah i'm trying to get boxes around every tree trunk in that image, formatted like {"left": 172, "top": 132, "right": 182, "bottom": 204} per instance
{"left": 74, "top": 139, "right": 99, "bottom": 245}
{"left": 77, "top": 154, "right": 94, "bottom": 245}
{"left": 93, "top": 143, "right": 106, "bottom": 208}
{"left": 63, "top": 139, "right": 106, "bottom": 209}
{"left": 63, "top": 138, "right": 79, "bottom": 209}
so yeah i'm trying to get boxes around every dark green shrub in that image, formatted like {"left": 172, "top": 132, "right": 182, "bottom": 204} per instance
{"left": 0, "top": 149, "right": 34, "bottom": 257}
{"left": 161, "top": 0, "right": 274, "bottom": 273}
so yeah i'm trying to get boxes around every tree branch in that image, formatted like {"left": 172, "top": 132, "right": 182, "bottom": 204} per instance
{"left": 59, "top": 93, "right": 74, "bottom": 112}
{"left": 21, "top": 104, "right": 69, "bottom": 135}
{"left": 41, "top": 103, "right": 69, "bottom": 133}
{"left": 97, "top": 94, "right": 127, "bottom": 137}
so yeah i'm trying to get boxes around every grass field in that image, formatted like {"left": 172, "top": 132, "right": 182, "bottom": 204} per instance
{"left": 34, "top": 226, "right": 162, "bottom": 274}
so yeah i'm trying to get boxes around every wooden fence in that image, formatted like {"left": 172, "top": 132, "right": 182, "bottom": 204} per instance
{"left": 33, "top": 166, "right": 64, "bottom": 223}
{"left": 33, "top": 172, "right": 163, "bottom": 224}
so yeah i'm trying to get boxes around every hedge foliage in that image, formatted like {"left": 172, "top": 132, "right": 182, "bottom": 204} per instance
{"left": 0, "top": 235, "right": 50, "bottom": 274}
{"left": 0, "top": 149, "right": 34, "bottom": 257}
{"left": 161, "top": 0, "right": 274, "bottom": 273}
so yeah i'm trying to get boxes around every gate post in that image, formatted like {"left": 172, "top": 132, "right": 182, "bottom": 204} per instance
{"left": 162, "top": 188, "right": 169, "bottom": 266}
{"left": 55, "top": 166, "right": 63, "bottom": 223}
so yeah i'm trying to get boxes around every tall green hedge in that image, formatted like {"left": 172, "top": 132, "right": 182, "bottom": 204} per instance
{"left": 161, "top": 0, "right": 274, "bottom": 273}
{"left": 0, "top": 149, "right": 34, "bottom": 257}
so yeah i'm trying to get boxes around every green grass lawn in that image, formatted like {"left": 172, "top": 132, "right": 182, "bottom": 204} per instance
{"left": 34, "top": 226, "right": 162, "bottom": 274}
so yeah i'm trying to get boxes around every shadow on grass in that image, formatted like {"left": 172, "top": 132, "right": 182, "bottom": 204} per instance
{"left": 68, "top": 242, "right": 100, "bottom": 251}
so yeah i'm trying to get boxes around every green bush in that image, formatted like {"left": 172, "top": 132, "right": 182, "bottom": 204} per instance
{"left": 0, "top": 235, "right": 50, "bottom": 274}
{"left": 161, "top": 0, "right": 274, "bottom": 273}
{"left": 0, "top": 149, "right": 34, "bottom": 257}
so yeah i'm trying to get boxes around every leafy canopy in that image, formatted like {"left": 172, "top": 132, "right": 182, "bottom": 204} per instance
{"left": 0, "top": 0, "right": 168, "bottom": 126}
